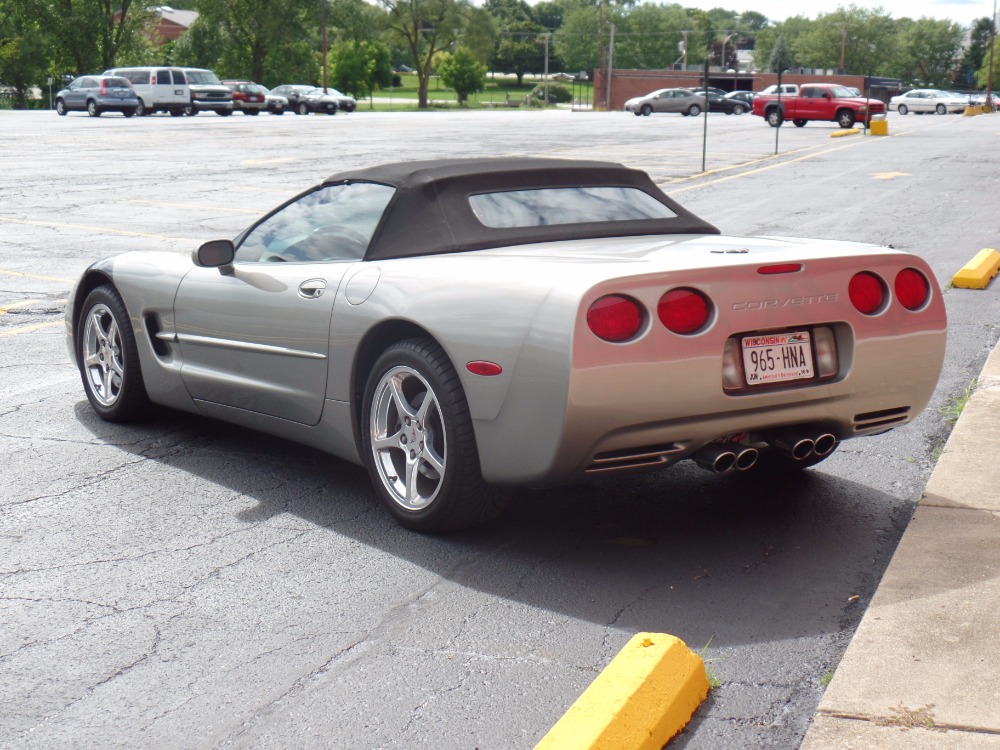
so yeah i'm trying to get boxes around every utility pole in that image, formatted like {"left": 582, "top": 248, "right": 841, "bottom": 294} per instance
{"left": 987, "top": 0, "right": 997, "bottom": 110}
{"left": 543, "top": 34, "right": 550, "bottom": 106}
{"left": 605, "top": 24, "right": 615, "bottom": 110}
{"left": 321, "top": 0, "right": 328, "bottom": 92}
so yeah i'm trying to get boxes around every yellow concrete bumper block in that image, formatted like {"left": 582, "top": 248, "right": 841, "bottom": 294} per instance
{"left": 952, "top": 248, "right": 1000, "bottom": 289}
{"left": 869, "top": 119, "right": 888, "bottom": 135}
{"left": 534, "top": 633, "right": 709, "bottom": 750}
{"left": 831, "top": 128, "right": 860, "bottom": 137}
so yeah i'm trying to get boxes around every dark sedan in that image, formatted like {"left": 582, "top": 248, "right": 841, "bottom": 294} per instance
{"left": 270, "top": 85, "right": 339, "bottom": 115}
{"left": 697, "top": 91, "right": 749, "bottom": 115}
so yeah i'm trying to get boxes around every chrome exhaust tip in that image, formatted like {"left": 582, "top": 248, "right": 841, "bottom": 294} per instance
{"left": 693, "top": 444, "right": 738, "bottom": 474}
{"left": 774, "top": 432, "right": 815, "bottom": 461}
{"left": 813, "top": 433, "right": 838, "bottom": 457}
{"left": 734, "top": 446, "right": 759, "bottom": 471}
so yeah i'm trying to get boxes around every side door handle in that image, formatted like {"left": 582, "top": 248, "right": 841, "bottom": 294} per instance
{"left": 298, "top": 279, "right": 327, "bottom": 299}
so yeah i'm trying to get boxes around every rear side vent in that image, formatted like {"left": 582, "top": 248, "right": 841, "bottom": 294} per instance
{"left": 853, "top": 407, "right": 910, "bottom": 431}
{"left": 586, "top": 443, "right": 684, "bottom": 473}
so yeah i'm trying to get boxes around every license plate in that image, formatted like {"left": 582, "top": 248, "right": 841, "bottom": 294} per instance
{"left": 741, "top": 331, "right": 814, "bottom": 385}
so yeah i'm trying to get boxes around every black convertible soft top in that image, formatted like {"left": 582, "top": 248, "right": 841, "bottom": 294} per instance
{"left": 321, "top": 157, "right": 720, "bottom": 261}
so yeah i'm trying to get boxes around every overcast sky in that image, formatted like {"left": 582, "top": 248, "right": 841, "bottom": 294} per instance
{"left": 682, "top": 0, "right": 997, "bottom": 28}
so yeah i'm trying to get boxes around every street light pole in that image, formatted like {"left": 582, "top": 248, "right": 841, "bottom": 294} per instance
{"left": 987, "top": 0, "right": 997, "bottom": 110}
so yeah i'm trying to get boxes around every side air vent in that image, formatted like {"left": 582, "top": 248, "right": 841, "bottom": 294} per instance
{"left": 586, "top": 443, "right": 684, "bottom": 473}
{"left": 853, "top": 407, "right": 910, "bottom": 431}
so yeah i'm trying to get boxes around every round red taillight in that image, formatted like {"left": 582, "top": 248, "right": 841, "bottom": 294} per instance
{"left": 848, "top": 272, "right": 886, "bottom": 315}
{"left": 587, "top": 295, "right": 644, "bottom": 342}
{"left": 895, "top": 268, "right": 930, "bottom": 311}
{"left": 658, "top": 288, "right": 712, "bottom": 335}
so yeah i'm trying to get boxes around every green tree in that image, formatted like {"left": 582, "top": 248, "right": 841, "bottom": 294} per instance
{"left": 193, "top": 0, "right": 315, "bottom": 83}
{"left": 0, "top": 0, "right": 53, "bottom": 108}
{"left": 331, "top": 39, "right": 393, "bottom": 100}
{"left": 890, "top": 17, "right": 963, "bottom": 87}
{"left": 739, "top": 10, "right": 769, "bottom": 32}
{"left": 379, "top": 0, "right": 473, "bottom": 107}
{"left": 976, "top": 35, "right": 999, "bottom": 90}
{"left": 437, "top": 46, "right": 485, "bottom": 101}
{"left": 959, "top": 17, "right": 994, "bottom": 88}
{"left": 768, "top": 33, "right": 794, "bottom": 73}
{"left": 329, "top": 0, "right": 385, "bottom": 43}
{"left": 614, "top": 3, "right": 689, "bottom": 70}
{"left": 491, "top": 20, "right": 545, "bottom": 84}
{"left": 40, "top": 0, "right": 154, "bottom": 75}
{"left": 794, "top": 7, "right": 897, "bottom": 74}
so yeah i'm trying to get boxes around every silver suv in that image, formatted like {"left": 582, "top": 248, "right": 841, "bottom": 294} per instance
{"left": 55, "top": 75, "right": 139, "bottom": 117}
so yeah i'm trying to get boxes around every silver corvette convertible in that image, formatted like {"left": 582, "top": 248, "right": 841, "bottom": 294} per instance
{"left": 66, "top": 158, "right": 947, "bottom": 531}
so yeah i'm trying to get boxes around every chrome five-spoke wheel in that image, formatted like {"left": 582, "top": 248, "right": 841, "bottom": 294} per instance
{"left": 369, "top": 364, "right": 446, "bottom": 512}
{"left": 362, "top": 338, "right": 505, "bottom": 532}
{"left": 77, "top": 285, "right": 151, "bottom": 422}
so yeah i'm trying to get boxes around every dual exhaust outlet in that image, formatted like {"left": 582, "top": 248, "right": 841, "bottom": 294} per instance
{"left": 693, "top": 429, "right": 838, "bottom": 474}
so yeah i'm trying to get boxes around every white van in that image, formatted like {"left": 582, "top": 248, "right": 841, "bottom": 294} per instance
{"left": 102, "top": 66, "right": 232, "bottom": 116}
{"left": 758, "top": 83, "right": 799, "bottom": 96}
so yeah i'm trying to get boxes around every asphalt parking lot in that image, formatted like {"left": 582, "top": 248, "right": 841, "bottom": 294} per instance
{"left": 2, "top": 108, "right": 999, "bottom": 749}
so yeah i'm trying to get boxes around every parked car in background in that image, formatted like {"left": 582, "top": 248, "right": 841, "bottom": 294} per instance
{"left": 222, "top": 81, "right": 266, "bottom": 115}
{"left": 270, "top": 84, "right": 339, "bottom": 115}
{"left": 55, "top": 75, "right": 138, "bottom": 117}
{"left": 65, "top": 157, "right": 947, "bottom": 532}
{"left": 624, "top": 88, "right": 704, "bottom": 117}
{"left": 694, "top": 91, "right": 749, "bottom": 115}
{"left": 752, "top": 83, "right": 885, "bottom": 128}
{"left": 888, "top": 89, "right": 968, "bottom": 115}
{"left": 257, "top": 84, "right": 287, "bottom": 114}
{"left": 971, "top": 91, "right": 1000, "bottom": 108}
{"left": 103, "top": 66, "right": 232, "bottom": 116}
{"left": 319, "top": 87, "right": 357, "bottom": 112}
{"left": 724, "top": 90, "right": 755, "bottom": 108}
{"left": 179, "top": 67, "right": 233, "bottom": 115}
{"left": 758, "top": 83, "right": 799, "bottom": 96}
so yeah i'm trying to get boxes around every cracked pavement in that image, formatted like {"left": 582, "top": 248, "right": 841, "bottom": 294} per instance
{"left": 2, "top": 109, "right": 997, "bottom": 749}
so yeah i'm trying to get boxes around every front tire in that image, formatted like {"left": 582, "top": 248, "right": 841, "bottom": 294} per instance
{"left": 297, "top": 102, "right": 309, "bottom": 115}
{"left": 732, "top": 104, "right": 745, "bottom": 115}
{"left": 640, "top": 104, "right": 652, "bottom": 116}
{"left": 362, "top": 338, "right": 505, "bottom": 532}
{"left": 687, "top": 104, "right": 701, "bottom": 116}
{"left": 56, "top": 99, "right": 67, "bottom": 116}
{"left": 77, "top": 285, "right": 152, "bottom": 422}
{"left": 793, "top": 118, "right": 807, "bottom": 127}
{"left": 897, "top": 104, "right": 908, "bottom": 115}
{"left": 837, "top": 109, "right": 856, "bottom": 128}
{"left": 135, "top": 99, "right": 147, "bottom": 116}
{"left": 936, "top": 103, "right": 946, "bottom": 115}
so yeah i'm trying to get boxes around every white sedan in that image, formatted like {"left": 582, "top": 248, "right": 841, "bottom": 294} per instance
{"left": 889, "top": 89, "right": 968, "bottom": 115}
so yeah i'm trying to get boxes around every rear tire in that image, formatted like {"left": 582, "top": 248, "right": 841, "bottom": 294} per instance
{"left": 361, "top": 338, "right": 506, "bottom": 532}
{"left": 297, "top": 102, "right": 309, "bottom": 115}
{"left": 77, "top": 285, "right": 152, "bottom": 423}
{"left": 936, "top": 103, "right": 946, "bottom": 115}
{"left": 87, "top": 100, "right": 100, "bottom": 117}
{"left": 766, "top": 108, "right": 783, "bottom": 127}
{"left": 793, "top": 119, "right": 807, "bottom": 127}
{"left": 687, "top": 104, "right": 702, "bottom": 116}
{"left": 732, "top": 104, "right": 745, "bottom": 115}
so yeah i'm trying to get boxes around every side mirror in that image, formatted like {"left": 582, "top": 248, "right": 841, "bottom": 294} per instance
{"left": 193, "top": 239, "right": 235, "bottom": 269}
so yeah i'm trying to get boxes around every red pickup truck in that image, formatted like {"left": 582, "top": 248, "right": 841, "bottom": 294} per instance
{"left": 751, "top": 83, "right": 886, "bottom": 129}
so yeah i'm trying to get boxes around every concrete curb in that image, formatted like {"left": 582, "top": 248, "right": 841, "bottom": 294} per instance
{"left": 951, "top": 248, "right": 1000, "bottom": 289}
{"left": 534, "top": 633, "right": 709, "bottom": 750}
{"left": 800, "top": 342, "right": 1000, "bottom": 748}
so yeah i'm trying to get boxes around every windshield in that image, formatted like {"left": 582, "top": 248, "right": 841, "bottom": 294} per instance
{"left": 185, "top": 70, "right": 222, "bottom": 85}
{"left": 828, "top": 85, "right": 860, "bottom": 98}
{"left": 468, "top": 187, "right": 678, "bottom": 228}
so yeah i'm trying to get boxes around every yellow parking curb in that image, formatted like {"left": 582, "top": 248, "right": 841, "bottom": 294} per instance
{"left": 831, "top": 128, "right": 860, "bottom": 137}
{"left": 534, "top": 633, "right": 709, "bottom": 750}
{"left": 952, "top": 248, "right": 1000, "bottom": 289}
